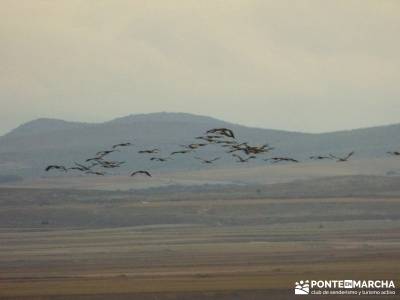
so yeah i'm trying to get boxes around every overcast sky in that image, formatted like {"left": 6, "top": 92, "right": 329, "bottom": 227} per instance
{"left": 1, "top": 0, "right": 399, "bottom": 135}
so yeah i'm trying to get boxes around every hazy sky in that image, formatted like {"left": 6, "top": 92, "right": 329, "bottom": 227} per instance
{"left": 1, "top": 0, "right": 399, "bottom": 135}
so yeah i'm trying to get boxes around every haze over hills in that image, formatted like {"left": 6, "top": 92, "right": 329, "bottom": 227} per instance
{"left": 0, "top": 112, "right": 400, "bottom": 180}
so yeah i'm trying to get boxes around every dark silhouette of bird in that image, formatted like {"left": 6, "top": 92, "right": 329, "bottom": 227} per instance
{"left": 226, "top": 143, "right": 273, "bottom": 156}
{"left": 232, "top": 154, "right": 256, "bottom": 163}
{"left": 221, "top": 143, "right": 236, "bottom": 148}
{"left": 195, "top": 157, "right": 220, "bottom": 164}
{"left": 150, "top": 157, "right": 172, "bottom": 162}
{"left": 85, "top": 147, "right": 125, "bottom": 162}
{"left": 171, "top": 150, "right": 192, "bottom": 155}
{"left": 45, "top": 165, "right": 67, "bottom": 172}
{"left": 131, "top": 170, "right": 152, "bottom": 177}
{"left": 244, "top": 144, "right": 273, "bottom": 155}
{"left": 310, "top": 155, "right": 333, "bottom": 160}
{"left": 205, "top": 135, "right": 225, "bottom": 140}
{"left": 138, "top": 149, "right": 160, "bottom": 154}
{"left": 86, "top": 156, "right": 102, "bottom": 162}
{"left": 45, "top": 127, "right": 364, "bottom": 180}
{"left": 85, "top": 150, "right": 119, "bottom": 162}
{"left": 195, "top": 136, "right": 218, "bottom": 143}
{"left": 112, "top": 142, "right": 132, "bottom": 149}
{"left": 329, "top": 151, "right": 354, "bottom": 162}
{"left": 85, "top": 170, "right": 105, "bottom": 176}
{"left": 96, "top": 150, "right": 119, "bottom": 157}
{"left": 206, "top": 128, "right": 235, "bottom": 139}
{"left": 68, "top": 162, "right": 96, "bottom": 172}
{"left": 180, "top": 143, "right": 207, "bottom": 149}
{"left": 68, "top": 166, "right": 85, "bottom": 171}
{"left": 226, "top": 143, "right": 249, "bottom": 153}
{"left": 388, "top": 151, "right": 400, "bottom": 156}
{"left": 97, "top": 160, "right": 125, "bottom": 168}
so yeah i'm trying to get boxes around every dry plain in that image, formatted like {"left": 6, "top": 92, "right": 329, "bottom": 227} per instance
{"left": 0, "top": 183, "right": 399, "bottom": 299}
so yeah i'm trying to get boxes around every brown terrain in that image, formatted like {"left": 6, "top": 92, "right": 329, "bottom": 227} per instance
{"left": 0, "top": 177, "right": 399, "bottom": 300}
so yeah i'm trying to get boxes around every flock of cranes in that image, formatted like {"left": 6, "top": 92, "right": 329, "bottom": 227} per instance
{"left": 46, "top": 127, "right": 400, "bottom": 177}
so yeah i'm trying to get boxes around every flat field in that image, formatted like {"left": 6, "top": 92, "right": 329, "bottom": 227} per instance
{"left": 0, "top": 188, "right": 399, "bottom": 299}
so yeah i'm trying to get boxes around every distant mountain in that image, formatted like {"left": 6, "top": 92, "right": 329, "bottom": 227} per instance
{"left": 0, "top": 112, "right": 399, "bottom": 179}
{"left": 5, "top": 118, "right": 86, "bottom": 137}
{"left": 108, "top": 112, "right": 223, "bottom": 125}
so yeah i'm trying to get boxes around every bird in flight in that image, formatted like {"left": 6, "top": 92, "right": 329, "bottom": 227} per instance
{"left": 309, "top": 155, "right": 333, "bottom": 160}
{"left": 232, "top": 154, "right": 256, "bottom": 163}
{"left": 195, "top": 136, "right": 218, "bottom": 143}
{"left": 170, "top": 150, "right": 192, "bottom": 155}
{"left": 86, "top": 156, "right": 102, "bottom": 162}
{"left": 195, "top": 157, "right": 220, "bottom": 164}
{"left": 226, "top": 143, "right": 249, "bottom": 153}
{"left": 85, "top": 170, "right": 106, "bottom": 176}
{"left": 96, "top": 150, "right": 119, "bottom": 157}
{"left": 180, "top": 143, "right": 207, "bottom": 149}
{"left": 388, "top": 151, "right": 400, "bottom": 156}
{"left": 85, "top": 150, "right": 119, "bottom": 162}
{"left": 138, "top": 149, "right": 160, "bottom": 154}
{"left": 68, "top": 162, "right": 95, "bottom": 172}
{"left": 112, "top": 142, "right": 132, "bottom": 149}
{"left": 244, "top": 144, "right": 273, "bottom": 155}
{"left": 45, "top": 126, "right": 362, "bottom": 180}
{"left": 227, "top": 143, "right": 272, "bottom": 156}
{"left": 97, "top": 160, "right": 125, "bottom": 168}
{"left": 329, "top": 151, "right": 354, "bottom": 162}
{"left": 206, "top": 128, "right": 235, "bottom": 139}
{"left": 131, "top": 170, "right": 152, "bottom": 177}
{"left": 150, "top": 157, "right": 172, "bottom": 162}
{"left": 45, "top": 165, "right": 67, "bottom": 172}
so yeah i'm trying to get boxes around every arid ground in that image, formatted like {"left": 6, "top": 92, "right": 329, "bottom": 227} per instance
{"left": 0, "top": 183, "right": 399, "bottom": 299}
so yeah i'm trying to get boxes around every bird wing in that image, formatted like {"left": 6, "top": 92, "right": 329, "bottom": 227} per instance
{"left": 74, "top": 162, "right": 89, "bottom": 170}
{"left": 345, "top": 151, "right": 355, "bottom": 160}
{"left": 131, "top": 170, "right": 151, "bottom": 177}
{"left": 223, "top": 129, "right": 235, "bottom": 138}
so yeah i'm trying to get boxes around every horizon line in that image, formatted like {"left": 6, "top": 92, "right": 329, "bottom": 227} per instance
{"left": 2, "top": 111, "right": 400, "bottom": 137}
